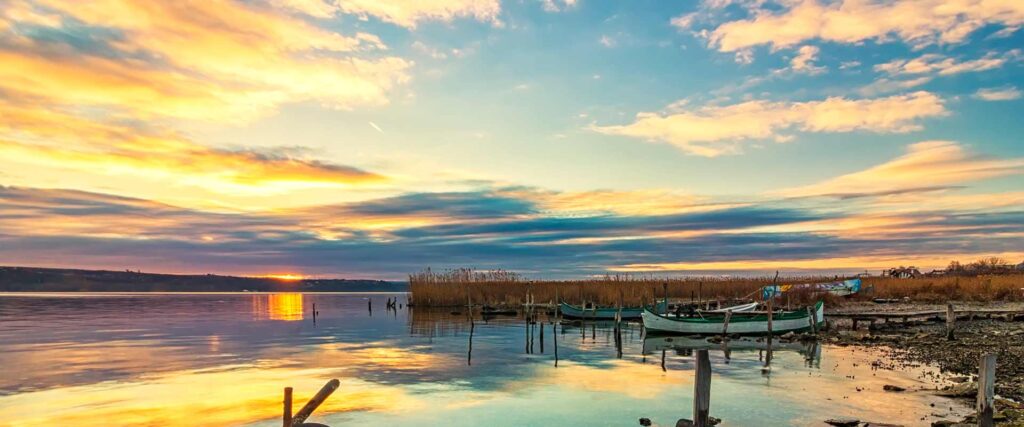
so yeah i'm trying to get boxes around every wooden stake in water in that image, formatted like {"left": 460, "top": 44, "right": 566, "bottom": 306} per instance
{"left": 553, "top": 322, "right": 559, "bottom": 367}
{"left": 946, "top": 303, "right": 956, "bottom": 340}
{"left": 721, "top": 310, "right": 732, "bottom": 337}
{"left": 694, "top": 349, "right": 712, "bottom": 427}
{"left": 765, "top": 296, "right": 773, "bottom": 366}
{"left": 540, "top": 321, "right": 545, "bottom": 353}
{"left": 291, "top": 379, "right": 340, "bottom": 426}
{"left": 468, "top": 318, "right": 474, "bottom": 366}
{"left": 283, "top": 387, "right": 293, "bottom": 427}
{"left": 977, "top": 353, "right": 997, "bottom": 427}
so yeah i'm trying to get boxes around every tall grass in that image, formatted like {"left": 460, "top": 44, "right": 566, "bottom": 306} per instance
{"left": 865, "top": 275, "right": 1024, "bottom": 302}
{"left": 409, "top": 268, "right": 1024, "bottom": 307}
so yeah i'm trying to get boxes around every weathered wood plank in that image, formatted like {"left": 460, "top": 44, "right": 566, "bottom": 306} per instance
{"left": 693, "top": 349, "right": 711, "bottom": 427}
{"left": 977, "top": 354, "right": 996, "bottom": 427}
{"left": 291, "top": 379, "right": 340, "bottom": 426}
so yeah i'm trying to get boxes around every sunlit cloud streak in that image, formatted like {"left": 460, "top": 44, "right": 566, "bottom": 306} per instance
{"left": 592, "top": 92, "right": 947, "bottom": 157}
{"left": 777, "top": 141, "right": 1024, "bottom": 199}
{"left": 697, "top": 0, "right": 1024, "bottom": 53}
{"left": 0, "top": 100, "right": 384, "bottom": 196}
{"left": 974, "top": 86, "right": 1022, "bottom": 101}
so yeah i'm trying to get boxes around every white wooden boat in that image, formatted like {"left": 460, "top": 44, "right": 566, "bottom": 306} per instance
{"left": 701, "top": 302, "right": 758, "bottom": 313}
{"left": 642, "top": 301, "right": 824, "bottom": 335}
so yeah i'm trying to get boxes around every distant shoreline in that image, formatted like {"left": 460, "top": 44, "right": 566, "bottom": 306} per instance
{"left": 0, "top": 266, "right": 409, "bottom": 293}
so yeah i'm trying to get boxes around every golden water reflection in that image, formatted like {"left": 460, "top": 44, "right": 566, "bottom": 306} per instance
{"left": 252, "top": 293, "right": 304, "bottom": 321}
{"left": 0, "top": 362, "right": 421, "bottom": 427}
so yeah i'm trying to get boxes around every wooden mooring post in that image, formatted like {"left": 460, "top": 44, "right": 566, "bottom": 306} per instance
{"left": 946, "top": 303, "right": 956, "bottom": 340}
{"left": 977, "top": 353, "right": 997, "bottom": 427}
{"left": 283, "top": 387, "right": 293, "bottom": 427}
{"left": 553, "top": 322, "right": 559, "bottom": 367}
{"left": 693, "top": 349, "right": 712, "bottom": 427}
{"left": 720, "top": 310, "right": 732, "bottom": 338}
{"left": 765, "top": 296, "right": 774, "bottom": 366}
{"left": 287, "top": 379, "right": 340, "bottom": 427}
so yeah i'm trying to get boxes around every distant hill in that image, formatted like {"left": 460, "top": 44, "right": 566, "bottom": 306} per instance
{"left": 0, "top": 266, "right": 408, "bottom": 292}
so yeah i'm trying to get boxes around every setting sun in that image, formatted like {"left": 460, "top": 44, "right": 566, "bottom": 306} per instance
{"left": 262, "top": 274, "right": 304, "bottom": 281}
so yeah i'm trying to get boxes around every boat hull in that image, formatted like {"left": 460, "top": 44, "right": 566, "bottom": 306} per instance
{"left": 641, "top": 301, "right": 824, "bottom": 335}
{"left": 560, "top": 301, "right": 666, "bottom": 320}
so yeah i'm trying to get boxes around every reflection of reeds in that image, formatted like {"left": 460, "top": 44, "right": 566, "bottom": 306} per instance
{"left": 409, "top": 268, "right": 1024, "bottom": 307}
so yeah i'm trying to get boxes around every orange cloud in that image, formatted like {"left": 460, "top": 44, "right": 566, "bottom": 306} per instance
{"left": 593, "top": 92, "right": 946, "bottom": 157}
{"left": 614, "top": 252, "right": 1024, "bottom": 273}
{"left": 777, "top": 141, "right": 1024, "bottom": 198}
{"left": 1, "top": 0, "right": 410, "bottom": 122}
{"left": 0, "top": 103, "right": 384, "bottom": 197}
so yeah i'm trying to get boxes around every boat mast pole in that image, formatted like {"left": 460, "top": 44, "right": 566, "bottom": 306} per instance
{"left": 662, "top": 282, "right": 668, "bottom": 315}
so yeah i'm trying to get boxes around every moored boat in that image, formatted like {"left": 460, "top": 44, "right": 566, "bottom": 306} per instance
{"left": 762, "top": 278, "right": 861, "bottom": 299}
{"left": 559, "top": 301, "right": 666, "bottom": 320}
{"left": 641, "top": 301, "right": 824, "bottom": 335}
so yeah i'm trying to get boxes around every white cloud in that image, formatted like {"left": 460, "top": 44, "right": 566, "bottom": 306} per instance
{"left": 333, "top": 0, "right": 502, "bottom": 28}
{"left": 789, "top": 45, "right": 826, "bottom": 74}
{"left": 734, "top": 48, "right": 754, "bottom": 64}
{"left": 599, "top": 35, "right": 616, "bottom": 48}
{"left": 858, "top": 76, "right": 933, "bottom": 96}
{"left": 840, "top": 61, "right": 861, "bottom": 70}
{"left": 670, "top": 12, "right": 699, "bottom": 29}
{"left": 592, "top": 92, "right": 947, "bottom": 157}
{"left": 974, "top": 86, "right": 1022, "bottom": 101}
{"left": 874, "top": 51, "right": 1016, "bottom": 76}
{"left": 707, "top": 0, "right": 1024, "bottom": 53}
{"left": 778, "top": 141, "right": 1024, "bottom": 198}
{"left": 411, "top": 41, "right": 448, "bottom": 59}
{"left": 541, "top": 0, "right": 578, "bottom": 12}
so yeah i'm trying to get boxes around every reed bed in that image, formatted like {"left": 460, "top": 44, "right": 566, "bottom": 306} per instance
{"left": 864, "top": 275, "right": 1024, "bottom": 302}
{"left": 409, "top": 268, "right": 1024, "bottom": 307}
{"left": 411, "top": 268, "right": 816, "bottom": 307}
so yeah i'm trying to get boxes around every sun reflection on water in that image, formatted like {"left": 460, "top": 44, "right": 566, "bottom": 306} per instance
{"left": 251, "top": 293, "right": 304, "bottom": 321}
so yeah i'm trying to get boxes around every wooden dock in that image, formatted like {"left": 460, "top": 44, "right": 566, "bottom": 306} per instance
{"left": 826, "top": 308, "right": 1024, "bottom": 329}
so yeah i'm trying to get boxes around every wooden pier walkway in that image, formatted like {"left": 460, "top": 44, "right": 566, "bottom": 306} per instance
{"left": 826, "top": 308, "right": 1024, "bottom": 329}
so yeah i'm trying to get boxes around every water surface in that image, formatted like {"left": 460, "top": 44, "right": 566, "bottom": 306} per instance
{"left": 0, "top": 293, "right": 969, "bottom": 426}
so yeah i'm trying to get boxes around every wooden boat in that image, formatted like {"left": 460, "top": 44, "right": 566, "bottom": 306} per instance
{"left": 480, "top": 306, "right": 518, "bottom": 316}
{"left": 701, "top": 302, "right": 758, "bottom": 313}
{"left": 762, "top": 278, "right": 861, "bottom": 299}
{"left": 642, "top": 301, "right": 824, "bottom": 335}
{"left": 559, "top": 301, "right": 666, "bottom": 320}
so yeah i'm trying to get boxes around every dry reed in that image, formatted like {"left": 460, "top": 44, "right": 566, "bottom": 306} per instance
{"left": 409, "top": 268, "right": 1024, "bottom": 307}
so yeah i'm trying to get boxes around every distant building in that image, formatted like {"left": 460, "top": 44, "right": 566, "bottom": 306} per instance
{"left": 884, "top": 266, "right": 922, "bottom": 279}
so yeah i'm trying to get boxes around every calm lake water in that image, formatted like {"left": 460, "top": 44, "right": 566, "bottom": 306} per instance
{"left": 0, "top": 293, "right": 970, "bottom": 426}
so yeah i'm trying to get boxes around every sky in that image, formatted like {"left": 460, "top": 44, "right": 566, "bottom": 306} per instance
{"left": 1, "top": 0, "right": 1022, "bottom": 279}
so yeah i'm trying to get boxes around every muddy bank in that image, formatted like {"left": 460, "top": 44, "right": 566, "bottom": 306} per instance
{"left": 826, "top": 302, "right": 1024, "bottom": 402}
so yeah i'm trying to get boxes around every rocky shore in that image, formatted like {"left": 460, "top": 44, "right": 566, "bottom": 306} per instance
{"left": 825, "top": 301, "right": 1024, "bottom": 425}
